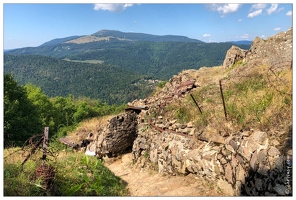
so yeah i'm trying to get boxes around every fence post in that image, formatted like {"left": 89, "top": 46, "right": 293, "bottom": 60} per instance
{"left": 190, "top": 93, "right": 203, "bottom": 115}
{"left": 42, "top": 127, "right": 49, "bottom": 163}
{"left": 219, "top": 80, "right": 227, "bottom": 120}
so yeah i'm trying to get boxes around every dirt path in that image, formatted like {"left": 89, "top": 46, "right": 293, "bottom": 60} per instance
{"left": 104, "top": 153, "right": 225, "bottom": 196}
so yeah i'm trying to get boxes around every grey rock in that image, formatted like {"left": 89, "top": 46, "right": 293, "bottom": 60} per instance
{"left": 268, "top": 147, "right": 280, "bottom": 157}
{"left": 224, "top": 163, "right": 233, "bottom": 184}
{"left": 257, "top": 163, "right": 270, "bottom": 176}
{"left": 236, "top": 163, "right": 245, "bottom": 183}
{"left": 273, "top": 184, "right": 287, "bottom": 196}
{"left": 254, "top": 178, "right": 263, "bottom": 191}
{"left": 257, "top": 149, "right": 267, "bottom": 164}
{"left": 250, "top": 150, "right": 258, "bottom": 171}
{"left": 229, "top": 140, "right": 239, "bottom": 151}
{"left": 238, "top": 146, "right": 252, "bottom": 161}
{"left": 253, "top": 131, "right": 267, "bottom": 145}
{"left": 222, "top": 45, "right": 247, "bottom": 69}
{"left": 245, "top": 138, "right": 260, "bottom": 153}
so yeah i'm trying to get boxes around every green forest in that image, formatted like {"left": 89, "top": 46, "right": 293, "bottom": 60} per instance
{"left": 4, "top": 40, "right": 250, "bottom": 105}
{"left": 4, "top": 73, "right": 126, "bottom": 147}
{"left": 4, "top": 54, "right": 156, "bottom": 105}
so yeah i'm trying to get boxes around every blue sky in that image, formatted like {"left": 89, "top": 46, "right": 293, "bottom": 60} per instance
{"left": 2, "top": 2, "right": 293, "bottom": 49}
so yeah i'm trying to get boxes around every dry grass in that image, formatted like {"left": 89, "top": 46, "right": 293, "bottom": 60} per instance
{"left": 161, "top": 60, "right": 292, "bottom": 134}
{"left": 66, "top": 115, "right": 116, "bottom": 142}
{"left": 65, "top": 35, "right": 112, "bottom": 44}
{"left": 4, "top": 147, "right": 28, "bottom": 165}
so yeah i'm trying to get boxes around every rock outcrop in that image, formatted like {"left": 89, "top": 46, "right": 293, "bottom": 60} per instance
{"left": 223, "top": 27, "right": 292, "bottom": 70}
{"left": 93, "top": 112, "right": 138, "bottom": 158}
{"left": 222, "top": 45, "right": 247, "bottom": 69}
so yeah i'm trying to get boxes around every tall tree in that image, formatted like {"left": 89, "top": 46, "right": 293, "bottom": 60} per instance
{"left": 4, "top": 74, "right": 43, "bottom": 147}
{"left": 24, "top": 83, "right": 56, "bottom": 136}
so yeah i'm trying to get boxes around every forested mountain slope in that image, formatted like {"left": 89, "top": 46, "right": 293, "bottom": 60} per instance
{"left": 4, "top": 54, "right": 156, "bottom": 104}
{"left": 4, "top": 30, "right": 250, "bottom": 104}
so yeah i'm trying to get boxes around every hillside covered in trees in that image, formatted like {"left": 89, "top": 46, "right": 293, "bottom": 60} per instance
{"left": 4, "top": 30, "right": 250, "bottom": 104}
{"left": 4, "top": 54, "right": 156, "bottom": 105}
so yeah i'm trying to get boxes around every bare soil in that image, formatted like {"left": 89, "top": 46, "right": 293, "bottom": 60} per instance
{"left": 104, "top": 153, "right": 225, "bottom": 197}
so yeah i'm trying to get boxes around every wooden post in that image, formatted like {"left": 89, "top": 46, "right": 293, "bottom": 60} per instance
{"left": 190, "top": 93, "right": 203, "bottom": 115}
{"left": 42, "top": 127, "right": 49, "bottom": 163}
{"left": 219, "top": 80, "right": 227, "bottom": 120}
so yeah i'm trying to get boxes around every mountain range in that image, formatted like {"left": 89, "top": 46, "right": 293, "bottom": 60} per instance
{"left": 4, "top": 30, "right": 251, "bottom": 104}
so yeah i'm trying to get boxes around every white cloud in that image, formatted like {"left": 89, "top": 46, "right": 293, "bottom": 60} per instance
{"left": 267, "top": 4, "right": 278, "bottom": 15}
{"left": 203, "top": 34, "right": 211, "bottom": 37}
{"left": 207, "top": 4, "right": 241, "bottom": 15}
{"left": 248, "top": 9, "right": 263, "bottom": 18}
{"left": 217, "top": 4, "right": 241, "bottom": 14}
{"left": 261, "top": 35, "right": 266, "bottom": 39}
{"left": 274, "top": 27, "right": 281, "bottom": 31}
{"left": 248, "top": 3, "right": 282, "bottom": 18}
{"left": 286, "top": 10, "right": 292, "bottom": 16}
{"left": 93, "top": 4, "right": 134, "bottom": 12}
{"left": 239, "top": 34, "right": 249, "bottom": 39}
{"left": 238, "top": 19, "right": 242, "bottom": 22}
{"left": 251, "top": 4, "right": 267, "bottom": 10}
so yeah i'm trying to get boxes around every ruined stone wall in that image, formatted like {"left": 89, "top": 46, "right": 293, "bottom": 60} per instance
{"left": 132, "top": 117, "right": 292, "bottom": 196}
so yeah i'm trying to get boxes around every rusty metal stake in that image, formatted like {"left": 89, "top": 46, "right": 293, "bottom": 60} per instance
{"left": 219, "top": 80, "right": 227, "bottom": 120}
{"left": 189, "top": 93, "right": 203, "bottom": 115}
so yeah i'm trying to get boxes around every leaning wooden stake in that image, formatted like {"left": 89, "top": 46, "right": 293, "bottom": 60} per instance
{"left": 189, "top": 93, "right": 203, "bottom": 115}
{"left": 219, "top": 80, "right": 227, "bottom": 120}
{"left": 42, "top": 127, "right": 49, "bottom": 164}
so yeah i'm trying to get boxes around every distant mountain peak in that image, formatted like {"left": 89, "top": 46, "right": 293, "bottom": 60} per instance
{"left": 92, "top": 29, "right": 204, "bottom": 43}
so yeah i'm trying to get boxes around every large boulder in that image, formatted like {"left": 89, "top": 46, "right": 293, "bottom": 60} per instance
{"left": 95, "top": 111, "right": 138, "bottom": 158}
{"left": 222, "top": 45, "right": 247, "bottom": 69}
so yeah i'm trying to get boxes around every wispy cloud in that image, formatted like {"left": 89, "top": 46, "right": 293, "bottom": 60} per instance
{"left": 274, "top": 27, "right": 281, "bottom": 31}
{"left": 207, "top": 4, "right": 241, "bottom": 16}
{"left": 286, "top": 10, "right": 292, "bottom": 16}
{"left": 203, "top": 34, "right": 211, "bottom": 37}
{"left": 238, "top": 19, "right": 242, "bottom": 22}
{"left": 251, "top": 4, "right": 267, "bottom": 10}
{"left": 239, "top": 34, "right": 249, "bottom": 40}
{"left": 248, "top": 3, "right": 283, "bottom": 18}
{"left": 248, "top": 9, "right": 263, "bottom": 18}
{"left": 93, "top": 4, "right": 134, "bottom": 12}
{"left": 267, "top": 4, "right": 278, "bottom": 15}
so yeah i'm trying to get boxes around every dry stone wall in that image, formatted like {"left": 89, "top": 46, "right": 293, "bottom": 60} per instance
{"left": 132, "top": 117, "right": 292, "bottom": 196}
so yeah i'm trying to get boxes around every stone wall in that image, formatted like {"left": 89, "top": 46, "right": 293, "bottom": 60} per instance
{"left": 132, "top": 116, "right": 292, "bottom": 196}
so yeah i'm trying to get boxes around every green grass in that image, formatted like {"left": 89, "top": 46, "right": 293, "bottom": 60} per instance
{"left": 4, "top": 148, "right": 129, "bottom": 196}
{"left": 165, "top": 64, "right": 292, "bottom": 132}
